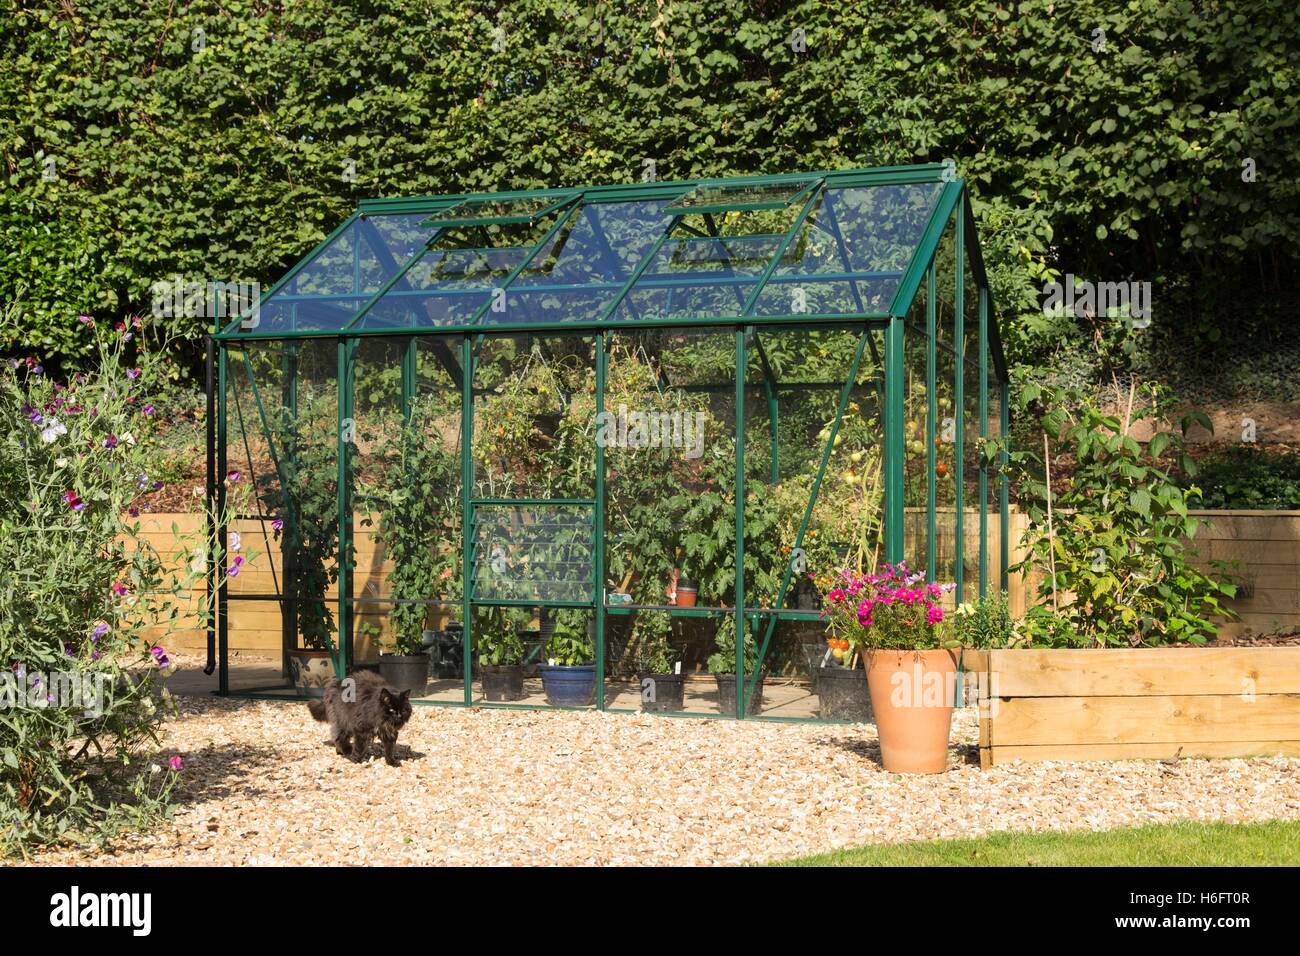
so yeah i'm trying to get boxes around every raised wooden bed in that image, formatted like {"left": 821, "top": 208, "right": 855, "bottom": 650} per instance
{"left": 967, "top": 647, "right": 1300, "bottom": 768}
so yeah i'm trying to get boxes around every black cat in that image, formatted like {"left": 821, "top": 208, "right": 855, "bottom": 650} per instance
{"left": 307, "top": 671, "right": 412, "bottom": 766}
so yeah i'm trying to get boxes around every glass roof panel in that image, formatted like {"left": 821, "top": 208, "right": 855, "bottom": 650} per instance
{"left": 226, "top": 213, "right": 438, "bottom": 334}
{"left": 748, "top": 182, "right": 944, "bottom": 317}
{"left": 665, "top": 179, "right": 816, "bottom": 215}
{"left": 478, "top": 199, "right": 672, "bottom": 327}
{"left": 421, "top": 194, "right": 575, "bottom": 227}
{"left": 354, "top": 215, "right": 561, "bottom": 330}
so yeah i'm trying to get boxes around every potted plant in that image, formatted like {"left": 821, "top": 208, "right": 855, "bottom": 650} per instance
{"left": 376, "top": 393, "right": 459, "bottom": 697}
{"left": 378, "top": 623, "right": 430, "bottom": 696}
{"left": 478, "top": 605, "right": 527, "bottom": 701}
{"left": 631, "top": 610, "right": 684, "bottom": 712}
{"left": 539, "top": 609, "right": 596, "bottom": 706}
{"left": 708, "top": 615, "right": 764, "bottom": 716}
{"left": 821, "top": 562, "right": 957, "bottom": 773}
{"left": 667, "top": 570, "right": 698, "bottom": 607}
{"left": 815, "top": 634, "right": 873, "bottom": 722}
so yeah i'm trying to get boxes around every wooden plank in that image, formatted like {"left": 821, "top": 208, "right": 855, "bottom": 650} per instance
{"left": 983, "top": 740, "right": 1300, "bottom": 766}
{"left": 986, "top": 647, "right": 1300, "bottom": 697}
{"left": 991, "top": 694, "right": 1300, "bottom": 745}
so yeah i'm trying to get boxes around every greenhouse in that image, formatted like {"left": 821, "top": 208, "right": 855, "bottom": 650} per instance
{"left": 207, "top": 163, "right": 1009, "bottom": 721}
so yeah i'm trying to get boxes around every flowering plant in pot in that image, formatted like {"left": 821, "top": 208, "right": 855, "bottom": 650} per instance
{"left": 707, "top": 615, "right": 763, "bottom": 716}
{"left": 821, "top": 563, "right": 957, "bottom": 772}
{"left": 540, "top": 609, "right": 596, "bottom": 707}
{"left": 630, "top": 610, "right": 683, "bottom": 712}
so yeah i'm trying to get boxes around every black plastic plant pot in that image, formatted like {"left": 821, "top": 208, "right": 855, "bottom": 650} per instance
{"left": 378, "top": 653, "right": 429, "bottom": 696}
{"left": 637, "top": 672, "right": 685, "bottom": 712}
{"left": 714, "top": 673, "right": 764, "bottom": 716}
{"left": 816, "top": 665, "right": 873, "bottom": 722}
{"left": 539, "top": 664, "right": 596, "bottom": 707}
{"left": 481, "top": 664, "right": 526, "bottom": 702}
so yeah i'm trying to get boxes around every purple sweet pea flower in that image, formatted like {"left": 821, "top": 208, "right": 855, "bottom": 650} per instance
{"left": 126, "top": 368, "right": 141, "bottom": 380}
{"left": 150, "top": 645, "right": 170, "bottom": 668}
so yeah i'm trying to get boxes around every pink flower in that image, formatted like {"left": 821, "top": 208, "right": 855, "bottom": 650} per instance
{"left": 61, "top": 490, "right": 86, "bottom": 512}
{"left": 111, "top": 581, "right": 129, "bottom": 597}
{"left": 227, "top": 555, "right": 245, "bottom": 577}
{"left": 827, "top": 588, "right": 845, "bottom": 603}
{"left": 927, "top": 606, "right": 944, "bottom": 625}
{"left": 168, "top": 755, "right": 183, "bottom": 772}
{"left": 226, "top": 469, "right": 241, "bottom": 483}
{"left": 126, "top": 367, "right": 141, "bottom": 380}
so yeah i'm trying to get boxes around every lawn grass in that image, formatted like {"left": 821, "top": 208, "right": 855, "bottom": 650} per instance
{"left": 777, "top": 819, "right": 1300, "bottom": 866}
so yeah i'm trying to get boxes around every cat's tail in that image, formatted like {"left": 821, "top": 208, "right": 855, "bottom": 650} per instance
{"left": 307, "top": 699, "right": 328, "bottom": 721}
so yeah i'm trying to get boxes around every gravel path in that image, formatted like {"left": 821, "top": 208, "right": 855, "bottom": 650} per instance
{"left": 28, "top": 691, "right": 1300, "bottom": 866}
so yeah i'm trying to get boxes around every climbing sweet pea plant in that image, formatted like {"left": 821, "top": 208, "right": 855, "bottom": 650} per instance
{"left": 0, "top": 315, "right": 195, "bottom": 853}
{"left": 819, "top": 563, "right": 956, "bottom": 651}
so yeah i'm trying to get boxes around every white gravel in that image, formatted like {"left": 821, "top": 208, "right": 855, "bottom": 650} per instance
{"left": 27, "top": 691, "right": 1300, "bottom": 866}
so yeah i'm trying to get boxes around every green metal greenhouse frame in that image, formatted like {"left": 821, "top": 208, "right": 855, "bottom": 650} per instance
{"left": 206, "top": 163, "right": 1010, "bottom": 721}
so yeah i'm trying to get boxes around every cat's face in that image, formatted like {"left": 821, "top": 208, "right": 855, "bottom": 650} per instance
{"left": 379, "top": 688, "right": 412, "bottom": 728}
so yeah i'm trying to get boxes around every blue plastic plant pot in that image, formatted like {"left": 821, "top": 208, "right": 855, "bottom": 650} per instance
{"left": 539, "top": 664, "right": 597, "bottom": 707}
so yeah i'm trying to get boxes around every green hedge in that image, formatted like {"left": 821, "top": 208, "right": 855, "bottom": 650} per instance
{"left": 2, "top": 0, "right": 1297, "bottom": 368}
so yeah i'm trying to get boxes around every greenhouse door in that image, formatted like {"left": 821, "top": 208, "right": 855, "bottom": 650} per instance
{"left": 464, "top": 333, "right": 603, "bottom": 707}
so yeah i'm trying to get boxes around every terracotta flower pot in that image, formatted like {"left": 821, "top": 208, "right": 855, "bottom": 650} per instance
{"left": 864, "top": 648, "right": 958, "bottom": 773}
